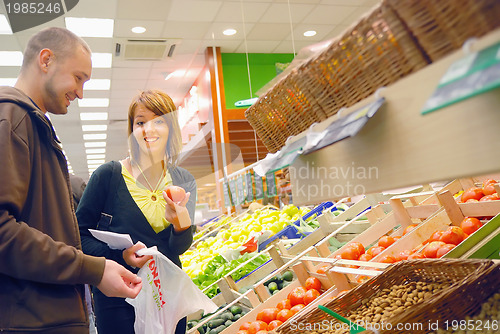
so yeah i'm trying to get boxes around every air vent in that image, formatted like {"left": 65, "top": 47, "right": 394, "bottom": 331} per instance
{"left": 114, "top": 38, "right": 181, "bottom": 60}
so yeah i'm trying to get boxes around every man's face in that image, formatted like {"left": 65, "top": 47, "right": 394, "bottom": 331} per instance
{"left": 43, "top": 45, "right": 92, "bottom": 115}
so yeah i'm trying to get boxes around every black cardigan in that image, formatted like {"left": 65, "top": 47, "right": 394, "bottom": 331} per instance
{"left": 76, "top": 161, "right": 196, "bottom": 271}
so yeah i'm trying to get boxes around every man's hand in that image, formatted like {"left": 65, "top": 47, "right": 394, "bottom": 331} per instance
{"left": 123, "top": 242, "right": 153, "bottom": 268}
{"left": 97, "top": 259, "right": 142, "bottom": 298}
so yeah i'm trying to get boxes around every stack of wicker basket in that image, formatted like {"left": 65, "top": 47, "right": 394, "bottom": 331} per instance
{"left": 245, "top": 0, "right": 500, "bottom": 153}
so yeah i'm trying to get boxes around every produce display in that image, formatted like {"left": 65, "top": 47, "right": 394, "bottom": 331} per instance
{"left": 237, "top": 276, "right": 324, "bottom": 334}
{"left": 188, "top": 304, "right": 248, "bottom": 334}
{"left": 182, "top": 205, "right": 309, "bottom": 279}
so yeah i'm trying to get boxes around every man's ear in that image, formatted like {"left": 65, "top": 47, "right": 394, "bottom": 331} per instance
{"left": 39, "top": 48, "right": 54, "bottom": 73}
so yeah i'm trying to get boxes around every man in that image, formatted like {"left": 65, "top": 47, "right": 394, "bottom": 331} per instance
{"left": 0, "top": 27, "right": 142, "bottom": 333}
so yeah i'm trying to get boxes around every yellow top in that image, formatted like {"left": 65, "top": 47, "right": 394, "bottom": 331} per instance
{"left": 121, "top": 162, "right": 173, "bottom": 233}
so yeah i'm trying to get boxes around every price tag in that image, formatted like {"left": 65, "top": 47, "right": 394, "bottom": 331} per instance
{"left": 223, "top": 182, "right": 231, "bottom": 207}
{"left": 302, "top": 97, "right": 385, "bottom": 154}
{"left": 245, "top": 172, "right": 254, "bottom": 203}
{"left": 255, "top": 174, "right": 264, "bottom": 200}
{"left": 422, "top": 41, "right": 500, "bottom": 115}
{"left": 237, "top": 176, "right": 245, "bottom": 205}
{"left": 229, "top": 179, "right": 237, "bottom": 206}
{"left": 266, "top": 172, "right": 277, "bottom": 197}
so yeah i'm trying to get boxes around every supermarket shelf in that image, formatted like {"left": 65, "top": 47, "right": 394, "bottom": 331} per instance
{"left": 290, "top": 28, "right": 500, "bottom": 205}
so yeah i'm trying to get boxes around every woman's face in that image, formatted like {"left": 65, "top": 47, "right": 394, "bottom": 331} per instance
{"left": 132, "top": 104, "right": 169, "bottom": 161}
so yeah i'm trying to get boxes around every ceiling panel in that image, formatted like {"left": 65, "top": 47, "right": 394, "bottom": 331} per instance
{"left": 114, "top": 19, "right": 166, "bottom": 38}
{"left": 303, "top": 5, "right": 357, "bottom": 24}
{"left": 167, "top": 0, "right": 223, "bottom": 22}
{"left": 259, "top": 3, "right": 315, "bottom": 24}
{"left": 246, "top": 23, "right": 291, "bottom": 41}
{"left": 215, "top": 2, "right": 271, "bottom": 23}
{"left": 116, "top": 0, "right": 173, "bottom": 20}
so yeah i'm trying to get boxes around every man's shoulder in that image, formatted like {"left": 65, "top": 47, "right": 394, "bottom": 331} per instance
{"left": 0, "top": 86, "right": 39, "bottom": 124}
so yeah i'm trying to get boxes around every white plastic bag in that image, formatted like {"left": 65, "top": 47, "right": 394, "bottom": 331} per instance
{"left": 127, "top": 247, "right": 218, "bottom": 334}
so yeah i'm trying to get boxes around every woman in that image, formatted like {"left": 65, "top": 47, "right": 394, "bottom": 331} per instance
{"left": 77, "top": 90, "right": 196, "bottom": 334}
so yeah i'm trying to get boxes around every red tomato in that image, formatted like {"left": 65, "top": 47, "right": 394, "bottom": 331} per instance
{"left": 367, "top": 246, "right": 385, "bottom": 258}
{"left": 258, "top": 308, "right": 279, "bottom": 324}
{"left": 303, "top": 288, "right": 321, "bottom": 305}
{"left": 165, "top": 185, "right": 186, "bottom": 203}
{"left": 288, "top": 287, "right": 307, "bottom": 306}
{"left": 460, "top": 217, "right": 482, "bottom": 235}
{"left": 276, "top": 299, "right": 292, "bottom": 310}
{"left": 276, "top": 309, "right": 294, "bottom": 323}
{"left": 403, "top": 224, "right": 419, "bottom": 235}
{"left": 436, "top": 243, "right": 456, "bottom": 258}
{"left": 248, "top": 321, "right": 268, "bottom": 334}
{"left": 240, "top": 322, "right": 252, "bottom": 331}
{"left": 304, "top": 277, "right": 322, "bottom": 291}
{"left": 466, "top": 198, "right": 479, "bottom": 203}
{"left": 316, "top": 264, "right": 330, "bottom": 274}
{"left": 461, "top": 187, "right": 484, "bottom": 202}
{"left": 482, "top": 179, "right": 497, "bottom": 196}
{"left": 439, "top": 226, "right": 466, "bottom": 245}
{"left": 348, "top": 242, "right": 365, "bottom": 256}
{"left": 255, "top": 331, "right": 268, "bottom": 334}
{"left": 423, "top": 241, "right": 446, "bottom": 258}
{"left": 358, "top": 253, "right": 373, "bottom": 261}
{"left": 479, "top": 194, "right": 500, "bottom": 201}
{"left": 378, "top": 235, "right": 396, "bottom": 248}
{"left": 267, "top": 320, "right": 283, "bottom": 331}
{"left": 429, "top": 230, "right": 444, "bottom": 242}
{"left": 396, "top": 249, "right": 413, "bottom": 261}
{"left": 290, "top": 304, "right": 305, "bottom": 314}
{"left": 378, "top": 255, "right": 397, "bottom": 263}
{"left": 407, "top": 252, "right": 425, "bottom": 260}
{"left": 237, "top": 331, "right": 249, "bottom": 334}
{"left": 340, "top": 245, "right": 362, "bottom": 260}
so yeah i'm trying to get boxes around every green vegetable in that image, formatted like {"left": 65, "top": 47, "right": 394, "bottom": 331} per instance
{"left": 282, "top": 270, "right": 294, "bottom": 281}
{"left": 230, "top": 305, "right": 242, "bottom": 315}
{"left": 208, "top": 319, "right": 224, "bottom": 329}
{"left": 268, "top": 282, "right": 278, "bottom": 293}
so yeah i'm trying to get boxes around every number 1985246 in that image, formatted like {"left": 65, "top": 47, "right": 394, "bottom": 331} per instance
{"left": 5, "top": 2, "right": 62, "bottom": 14}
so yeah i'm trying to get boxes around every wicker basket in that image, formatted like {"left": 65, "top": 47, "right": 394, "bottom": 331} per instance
{"left": 385, "top": 0, "right": 500, "bottom": 62}
{"left": 275, "top": 259, "right": 497, "bottom": 334}
{"left": 245, "top": 3, "right": 428, "bottom": 153}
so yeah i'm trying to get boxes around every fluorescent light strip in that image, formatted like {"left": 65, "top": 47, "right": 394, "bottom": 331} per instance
{"left": 80, "top": 112, "right": 108, "bottom": 121}
{"left": 78, "top": 98, "right": 109, "bottom": 108}
{"left": 83, "top": 133, "right": 107, "bottom": 140}
{"left": 65, "top": 17, "right": 114, "bottom": 38}
{"left": 91, "top": 53, "right": 112, "bottom": 68}
{"left": 87, "top": 154, "right": 105, "bottom": 160}
{"left": 0, "top": 78, "right": 16, "bottom": 86}
{"left": 84, "top": 142, "right": 106, "bottom": 148}
{"left": 0, "top": 51, "right": 23, "bottom": 66}
{"left": 86, "top": 148, "right": 106, "bottom": 154}
{"left": 87, "top": 159, "right": 105, "bottom": 164}
{"left": 84, "top": 78, "right": 111, "bottom": 90}
{"left": 82, "top": 124, "right": 107, "bottom": 132}
{"left": 0, "top": 15, "right": 12, "bottom": 34}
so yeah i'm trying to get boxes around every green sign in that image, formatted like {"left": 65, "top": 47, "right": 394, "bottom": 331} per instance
{"left": 266, "top": 172, "right": 277, "bottom": 197}
{"left": 422, "top": 41, "right": 500, "bottom": 115}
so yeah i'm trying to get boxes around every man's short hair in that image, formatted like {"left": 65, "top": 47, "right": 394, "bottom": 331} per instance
{"left": 21, "top": 27, "right": 91, "bottom": 71}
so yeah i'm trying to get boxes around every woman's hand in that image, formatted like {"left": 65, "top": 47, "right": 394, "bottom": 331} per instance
{"left": 163, "top": 187, "right": 191, "bottom": 232}
{"left": 122, "top": 242, "right": 153, "bottom": 268}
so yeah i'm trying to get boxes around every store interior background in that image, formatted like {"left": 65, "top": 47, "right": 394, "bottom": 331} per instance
{"left": 0, "top": 0, "right": 381, "bottom": 222}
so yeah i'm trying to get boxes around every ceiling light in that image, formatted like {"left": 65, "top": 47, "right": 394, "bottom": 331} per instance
{"left": 83, "top": 133, "right": 107, "bottom": 140}
{"left": 0, "top": 15, "right": 12, "bottom": 34}
{"left": 78, "top": 98, "right": 109, "bottom": 108}
{"left": 87, "top": 154, "right": 105, "bottom": 160}
{"left": 65, "top": 17, "right": 114, "bottom": 38}
{"left": 0, "top": 78, "right": 16, "bottom": 86}
{"left": 132, "top": 26, "right": 146, "bottom": 34}
{"left": 86, "top": 148, "right": 105, "bottom": 154}
{"left": 91, "top": 53, "right": 112, "bottom": 68}
{"left": 223, "top": 28, "right": 237, "bottom": 36}
{"left": 87, "top": 159, "right": 105, "bottom": 164}
{"left": 84, "top": 79, "right": 111, "bottom": 90}
{"left": 82, "top": 124, "right": 107, "bottom": 132}
{"left": 80, "top": 112, "right": 108, "bottom": 121}
{"left": 0, "top": 51, "right": 23, "bottom": 66}
{"left": 304, "top": 30, "right": 317, "bottom": 37}
{"left": 84, "top": 142, "right": 106, "bottom": 148}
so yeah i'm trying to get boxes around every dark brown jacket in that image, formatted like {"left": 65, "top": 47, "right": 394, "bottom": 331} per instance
{"left": 0, "top": 86, "right": 105, "bottom": 333}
